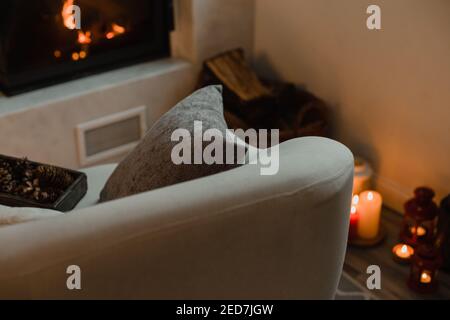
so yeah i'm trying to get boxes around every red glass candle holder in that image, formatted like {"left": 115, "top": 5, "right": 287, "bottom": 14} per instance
{"left": 408, "top": 244, "right": 442, "bottom": 294}
{"left": 401, "top": 187, "right": 438, "bottom": 247}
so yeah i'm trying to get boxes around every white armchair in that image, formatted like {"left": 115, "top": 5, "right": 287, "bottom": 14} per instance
{"left": 0, "top": 137, "right": 353, "bottom": 299}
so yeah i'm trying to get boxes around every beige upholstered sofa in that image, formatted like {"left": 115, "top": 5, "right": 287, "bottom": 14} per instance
{"left": 0, "top": 137, "right": 353, "bottom": 299}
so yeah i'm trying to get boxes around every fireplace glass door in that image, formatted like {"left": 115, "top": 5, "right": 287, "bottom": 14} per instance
{"left": 0, "top": 0, "right": 173, "bottom": 95}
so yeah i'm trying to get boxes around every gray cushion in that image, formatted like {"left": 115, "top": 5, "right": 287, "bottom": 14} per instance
{"left": 100, "top": 85, "right": 242, "bottom": 202}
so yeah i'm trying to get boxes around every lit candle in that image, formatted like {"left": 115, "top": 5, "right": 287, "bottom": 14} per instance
{"left": 420, "top": 271, "right": 432, "bottom": 284}
{"left": 392, "top": 243, "right": 414, "bottom": 263}
{"left": 408, "top": 245, "right": 442, "bottom": 293}
{"left": 410, "top": 226, "right": 427, "bottom": 237}
{"left": 349, "top": 195, "right": 359, "bottom": 240}
{"left": 357, "top": 191, "right": 382, "bottom": 239}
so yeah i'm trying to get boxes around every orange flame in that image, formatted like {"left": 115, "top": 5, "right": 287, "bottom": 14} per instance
{"left": 420, "top": 271, "right": 432, "bottom": 284}
{"left": 112, "top": 23, "right": 125, "bottom": 34}
{"left": 78, "top": 30, "right": 92, "bottom": 44}
{"left": 106, "top": 23, "right": 126, "bottom": 39}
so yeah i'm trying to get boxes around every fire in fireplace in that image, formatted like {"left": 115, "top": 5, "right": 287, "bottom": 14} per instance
{"left": 0, "top": 0, "right": 173, "bottom": 95}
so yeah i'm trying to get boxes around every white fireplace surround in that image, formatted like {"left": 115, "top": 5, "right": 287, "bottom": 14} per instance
{"left": 0, "top": 0, "right": 255, "bottom": 169}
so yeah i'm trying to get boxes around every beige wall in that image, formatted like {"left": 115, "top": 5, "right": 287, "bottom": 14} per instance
{"left": 172, "top": 0, "right": 255, "bottom": 63}
{"left": 253, "top": 0, "right": 450, "bottom": 211}
{"left": 193, "top": 0, "right": 255, "bottom": 62}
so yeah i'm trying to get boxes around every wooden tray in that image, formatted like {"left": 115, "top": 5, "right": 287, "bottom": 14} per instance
{"left": 0, "top": 154, "right": 87, "bottom": 212}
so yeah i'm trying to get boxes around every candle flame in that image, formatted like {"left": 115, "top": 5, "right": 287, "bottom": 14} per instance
{"left": 368, "top": 192, "right": 374, "bottom": 201}
{"left": 411, "top": 226, "right": 427, "bottom": 237}
{"left": 106, "top": 23, "right": 126, "bottom": 40}
{"left": 112, "top": 23, "right": 126, "bottom": 34}
{"left": 393, "top": 244, "right": 414, "bottom": 259}
{"left": 420, "top": 272, "right": 432, "bottom": 284}
{"left": 78, "top": 30, "right": 91, "bottom": 44}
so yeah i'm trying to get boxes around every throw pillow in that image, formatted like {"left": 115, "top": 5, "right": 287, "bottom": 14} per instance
{"left": 100, "top": 85, "right": 246, "bottom": 202}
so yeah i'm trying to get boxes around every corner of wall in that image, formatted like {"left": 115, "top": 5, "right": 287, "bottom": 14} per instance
{"left": 173, "top": 0, "right": 256, "bottom": 65}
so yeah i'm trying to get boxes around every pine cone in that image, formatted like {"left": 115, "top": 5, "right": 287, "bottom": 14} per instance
{"left": 14, "top": 181, "right": 34, "bottom": 197}
{"left": 36, "top": 165, "right": 74, "bottom": 189}
{"left": 28, "top": 187, "right": 62, "bottom": 203}
{"left": 1, "top": 182, "right": 16, "bottom": 193}
{"left": 0, "top": 165, "right": 14, "bottom": 193}
{"left": 40, "top": 187, "right": 62, "bottom": 203}
{"left": 0, "top": 160, "right": 12, "bottom": 172}
{"left": 0, "top": 167, "right": 10, "bottom": 179}
{"left": 12, "top": 157, "right": 33, "bottom": 178}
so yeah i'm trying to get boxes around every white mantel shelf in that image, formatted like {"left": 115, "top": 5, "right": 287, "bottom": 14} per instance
{"left": 0, "top": 58, "right": 192, "bottom": 117}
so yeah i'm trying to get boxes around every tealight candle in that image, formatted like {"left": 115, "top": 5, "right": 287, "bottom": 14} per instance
{"left": 420, "top": 271, "right": 432, "bottom": 284}
{"left": 357, "top": 191, "right": 382, "bottom": 239}
{"left": 392, "top": 243, "right": 414, "bottom": 264}
{"left": 408, "top": 244, "right": 442, "bottom": 293}
{"left": 401, "top": 187, "right": 438, "bottom": 247}
{"left": 410, "top": 226, "right": 427, "bottom": 237}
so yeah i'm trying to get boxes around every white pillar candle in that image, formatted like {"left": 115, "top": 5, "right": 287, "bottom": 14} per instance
{"left": 357, "top": 191, "right": 382, "bottom": 239}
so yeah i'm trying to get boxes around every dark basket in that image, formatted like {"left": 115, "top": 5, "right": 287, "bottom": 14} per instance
{"left": 0, "top": 154, "right": 87, "bottom": 212}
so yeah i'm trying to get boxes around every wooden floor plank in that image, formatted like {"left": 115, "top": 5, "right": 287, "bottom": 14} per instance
{"left": 344, "top": 207, "right": 450, "bottom": 300}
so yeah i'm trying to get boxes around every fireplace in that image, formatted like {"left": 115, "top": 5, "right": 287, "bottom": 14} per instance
{"left": 0, "top": 0, "right": 173, "bottom": 96}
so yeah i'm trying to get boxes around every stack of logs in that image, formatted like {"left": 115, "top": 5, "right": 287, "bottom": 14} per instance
{"left": 198, "top": 49, "right": 328, "bottom": 143}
